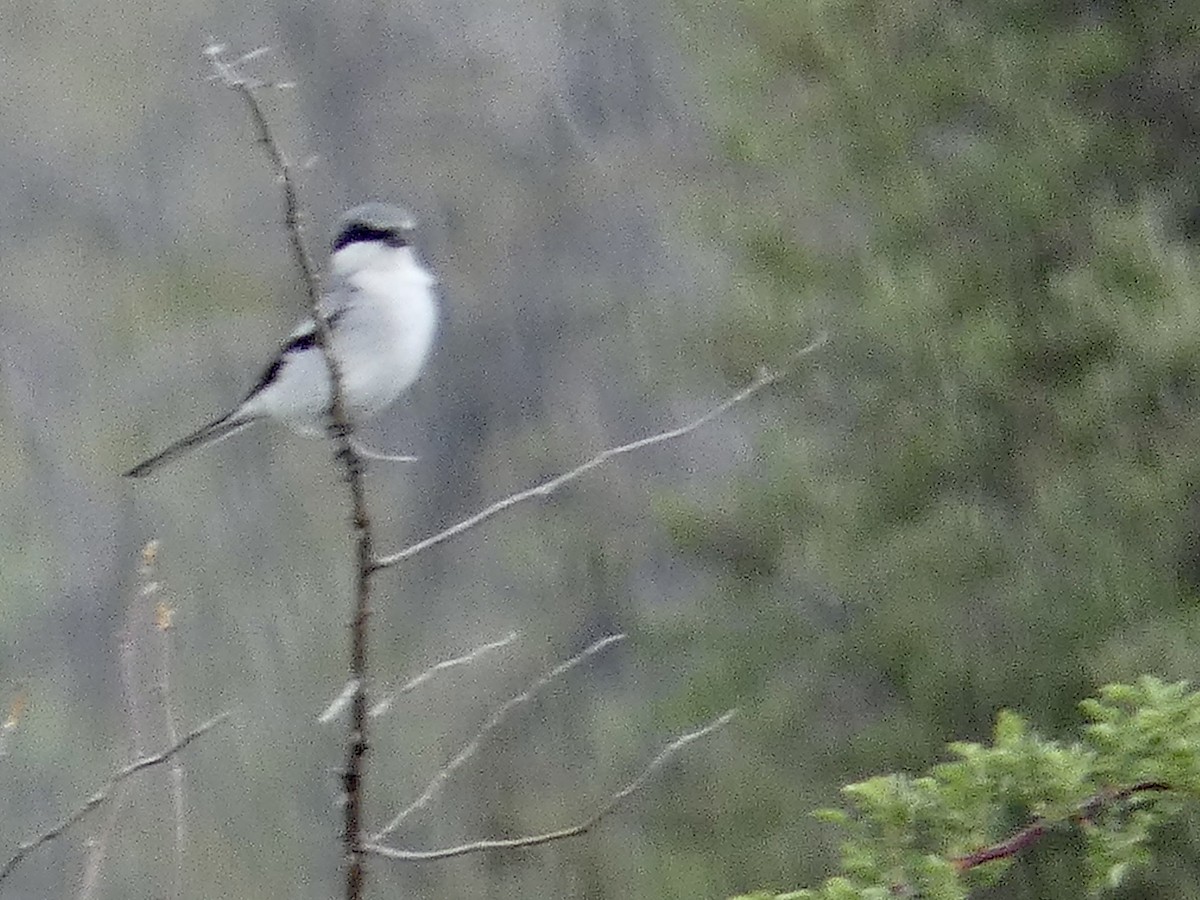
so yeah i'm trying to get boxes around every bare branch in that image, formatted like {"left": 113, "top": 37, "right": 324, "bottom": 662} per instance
{"left": 142, "top": 541, "right": 187, "bottom": 900}
{"left": 371, "top": 634, "right": 625, "bottom": 843}
{"left": 204, "top": 44, "right": 320, "bottom": 307}
{"left": 208, "top": 44, "right": 373, "bottom": 900}
{"left": 204, "top": 44, "right": 356, "bottom": 455}
{"left": 0, "top": 711, "right": 233, "bottom": 885}
{"left": 369, "top": 632, "right": 520, "bottom": 718}
{"left": 366, "top": 710, "right": 737, "bottom": 862}
{"left": 374, "top": 332, "right": 828, "bottom": 570}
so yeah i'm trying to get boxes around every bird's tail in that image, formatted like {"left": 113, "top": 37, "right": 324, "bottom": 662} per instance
{"left": 123, "top": 413, "right": 256, "bottom": 478}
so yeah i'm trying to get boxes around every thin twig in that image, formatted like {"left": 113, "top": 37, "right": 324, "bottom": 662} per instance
{"left": 350, "top": 437, "right": 418, "bottom": 464}
{"left": 160, "top": 642, "right": 186, "bottom": 900}
{"left": 207, "top": 44, "right": 374, "bottom": 900}
{"left": 0, "top": 711, "right": 233, "bottom": 885}
{"left": 371, "top": 634, "right": 625, "bottom": 842}
{"left": 76, "top": 784, "right": 121, "bottom": 900}
{"left": 205, "top": 44, "right": 348, "bottom": 444}
{"left": 369, "top": 632, "right": 519, "bottom": 718}
{"left": 366, "top": 709, "right": 737, "bottom": 862}
{"left": 0, "top": 688, "right": 26, "bottom": 760}
{"left": 374, "top": 332, "right": 828, "bottom": 570}
{"left": 318, "top": 679, "right": 363, "bottom": 725}
{"left": 204, "top": 44, "right": 320, "bottom": 307}
{"left": 142, "top": 541, "right": 187, "bottom": 900}
{"left": 207, "top": 45, "right": 353, "bottom": 435}
{"left": 78, "top": 539, "right": 156, "bottom": 900}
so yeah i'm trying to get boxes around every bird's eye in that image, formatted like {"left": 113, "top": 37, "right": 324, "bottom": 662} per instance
{"left": 385, "top": 230, "right": 411, "bottom": 249}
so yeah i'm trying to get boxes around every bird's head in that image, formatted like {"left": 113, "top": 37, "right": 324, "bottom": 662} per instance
{"left": 330, "top": 202, "right": 420, "bottom": 275}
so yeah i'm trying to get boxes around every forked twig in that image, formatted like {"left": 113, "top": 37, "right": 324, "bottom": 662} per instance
{"left": 0, "top": 711, "right": 233, "bottom": 884}
{"left": 371, "top": 634, "right": 625, "bottom": 842}
{"left": 366, "top": 710, "right": 736, "bottom": 862}
{"left": 204, "top": 44, "right": 320, "bottom": 306}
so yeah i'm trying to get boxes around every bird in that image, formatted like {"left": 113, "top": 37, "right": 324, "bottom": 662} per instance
{"left": 124, "top": 202, "right": 438, "bottom": 478}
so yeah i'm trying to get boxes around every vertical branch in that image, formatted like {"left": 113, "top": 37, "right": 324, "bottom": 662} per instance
{"left": 207, "top": 45, "right": 374, "bottom": 900}
{"left": 78, "top": 538, "right": 154, "bottom": 900}
{"left": 143, "top": 542, "right": 187, "bottom": 900}
{"left": 342, "top": 424, "right": 373, "bottom": 900}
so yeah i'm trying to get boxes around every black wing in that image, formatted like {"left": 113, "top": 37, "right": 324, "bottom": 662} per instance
{"left": 242, "top": 310, "right": 345, "bottom": 401}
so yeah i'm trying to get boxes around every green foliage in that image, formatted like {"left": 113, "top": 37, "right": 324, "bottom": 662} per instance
{"left": 733, "top": 679, "right": 1200, "bottom": 899}
{"left": 664, "top": 0, "right": 1200, "bottom": 892}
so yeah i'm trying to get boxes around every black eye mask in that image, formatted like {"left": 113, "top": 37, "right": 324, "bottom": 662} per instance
{"left": 333, "top": 224, "right": 410, "bottom": 252}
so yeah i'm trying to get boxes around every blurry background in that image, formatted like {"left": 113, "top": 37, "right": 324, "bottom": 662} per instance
{"left": 2, "top": 0, "right": 1200, "bottom": 897}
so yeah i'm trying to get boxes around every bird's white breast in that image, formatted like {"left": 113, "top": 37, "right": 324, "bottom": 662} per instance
{"left": 333, "top": 249, "right": 438, "bottom": 416}
{"left": 245, "top": 245, "right": 438, "bottom": 433}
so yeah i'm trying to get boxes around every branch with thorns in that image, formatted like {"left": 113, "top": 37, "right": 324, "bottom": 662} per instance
{"left": 0, "top": 711, "right": 233, "bottom": 885}
{"left": 206, "top": 43, "right": 375, "bottom": 899}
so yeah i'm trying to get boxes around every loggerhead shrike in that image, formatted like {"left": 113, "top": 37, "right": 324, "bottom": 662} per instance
{"left": 124, "top": 202, "right": 438, "bottom": 478}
